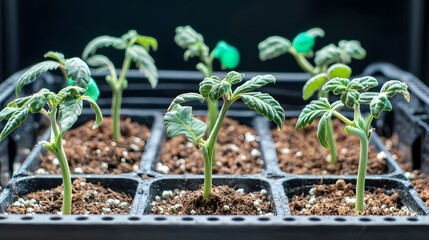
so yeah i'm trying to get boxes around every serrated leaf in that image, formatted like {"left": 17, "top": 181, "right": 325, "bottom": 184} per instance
{"left": 164, "top": 105, "right": 207, "bottom": 146}
{"left": 199, "top": 76, "right": 221, "bottom": 98}
{"left": 209, "top": 81, "right": 231, "bottom": 101}
{"left": 369, "top": 93, "right": 392, "bottom": 119}
{"left": 240, "top": 92, "right": 284, "bottom": 129}
{"left": 44, "top": 51, "right": 66, "bottom": 64}
{"left": 296, "top": 98, "right": 343, "bottom": 129}
{"left": 16, "top": 61, "right": 62, "bottom": 96}
{"left": 183, "top": 42, "right": 209, "bottom": 61}
{"left": 338, "top": 40, "right": 366, "bottom": 60}
{"left": 315, "top": 40, "right": 366, "bottom": 68}
{"left": 317, "top": 113, "right": 331, "bottom": 148}
{"left": 380, "top": 80, "right": 410, "bottom": 101}
{"left": 302, "top": 73, "right": 328, "bottom": 100}
{"left": 82, "top": 36, "right": 126, "bottom": 59}
{"left": 121, "top": 30, "right": 138, "bottom": 42}
{"left": 258, "top": 36, "right": 291, "bottom": 61}
{"left": 0, "top": 107, "right": 29, "bottom": 141}
{"left": 233, "top": 75, "right": 276, "bottom": 96}
{"left": 135, "top": 35, "right": 158, "bottom": 51}
{"left": 0, "top": 107, "right": 16, "bottom": 121}
{"left": 58, "top": 86, "right": 86, "bottom": 100}
{"left": 174, "top": 25, "right": 204, "bottom": 49}
{"left": 58, "top": 97, "right": 83, "bottom": 132}
{"left": 126, "top": 45, "right": 158, "bottom": 88}
{"left": 225, "top": 71, "right": 244, "bottom": 85}
{"left": 340, "top": 90, "right": 360, "bottom": 108}
{"left": 82, "top": 96, "right": 103, "bottom": 129}
{"left": 168, "top": 93, "right": 205, "bottom": 111}
{"left": 322, "top": 78, "right": 350, "bottom": 95}
{"left": 64, "top": 58, "right": 91, "bottom": 89}
{"left": 349, "top": 76, "right": 378, "bottom": 91}
{"left": 358, "top": 92, "right": 379, "bottom": 105}
{"left": 327, "top": 63, "right": 351, "bottom": 79}
{"left": 86, "top": 54, "right": 115, "bottom": 69}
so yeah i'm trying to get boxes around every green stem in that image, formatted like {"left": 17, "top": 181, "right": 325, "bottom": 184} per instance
{"left": 48, "top": 108, "right": 59, "bottom": 143}
{"left": 291, "top": 50, "right": 316, "bottom": 75}
{"left": 207, "top": 99, "right": 218, "bottom": 136}
{"left": 207, "top": 102, "right": 230, "bottom": 152}
{"left": 326, "top": 118, "right": 337, "bottom": 164}
{"left": 346, "top": 127, "right": 369, "bottom": 212}
{"left": 364, "top": 115, "right": 374, "bottom": 137}
{"left": 53, "top": 134, "right": 72, "bottom": 215}
{"left": 201, "top": 145, "right": 212, "bottom": 199}
{"left": 112, "top": 90, "right": 122, "bottom": 140}
{"left": 333, "top": 111, "right": 354, "bottom": 126}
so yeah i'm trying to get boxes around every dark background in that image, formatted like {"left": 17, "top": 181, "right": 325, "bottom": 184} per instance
{"left": 0, "top": 0, "right": 428, "bottom": 82}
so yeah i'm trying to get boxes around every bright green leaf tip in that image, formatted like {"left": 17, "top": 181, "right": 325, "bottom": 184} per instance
{"left": 292, "top": 32, "right": 315, "bottom": 54}
{"left": 68, "top": 77, "right": 100, "bottom": 101}
{"left": 212, "top": 41, "right": 240, "bottom": 69}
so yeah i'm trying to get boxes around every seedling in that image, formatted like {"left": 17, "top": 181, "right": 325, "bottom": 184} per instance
{"left": 296, "top": 76, "right": 409, "bottom": 211}
{"left": 1, "top": 57, "right": 103, "bottom": 214}
{"left": 258, "top": 28, "right": 366, "bottom": 164}
{"left": 164, "top": 71, "right": 284, "bottom": 199}
{"left": 82, "top": 30, "right": 158, "bottom": 140}
{"left": 175, "top": 25, "right": 240, "bottom": 137}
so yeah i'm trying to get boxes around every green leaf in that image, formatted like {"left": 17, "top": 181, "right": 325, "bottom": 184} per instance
{"left": 358, "top": 92, "right": 379, "bottom": 105}
{"left": 81, "top": 96, "right": 103, "bottom": 129}
{"left": 44, "top": 51, "right": 66, "bottom": 64}
{"left": 58, "top": 86, "right": 86, "bottom": 100}
{"left": 296, "top": 98, "right": 343, "bottom": 129}
{"left": 167, "top": 93, "right": 205, "bottom": 111}
{"left": 317, "top": 113, "right": 331, "bottom": 148}
{"left": 199, "top": 76, "right": 221, "bottom": 98}
{"left": 322, "top": 78, "right": 350, "bottom": 95}
{"left": 209, "top": 81, "right": 231, "bottom": 101}
{"left": 369, "top": 93, "right": 392, "bottom": 119}
{"left": 58, "top": 97, "right": 83, "bottom": 132}
{"left": 225, "top": 71, "right": 244, "bottom": 85}
{"left": 86, "top": 54, "right": 115, "bottom": 71}
{"left": 380, "top": 80, "right": 410, "bottom": 101}
{"left": 314, "top": 40, "right": 366, "bottom": 68}
{"left": 340, "top": 90, "right": 360, "bottom": 108}
{"left": 0, "top": 107, "right": 15, "bottom": 121}
{"left": 174, "top": 25, "right": 205, "bottom": 49}
{"left": 16, "top": 61, "right": 62, "bottom": 96}
{"left": 121, "top": 30, "right": 138, "bottom": 42}
{"left": 258, "top": 36, "right": 291, "bottom": 61}
{"left": 64, "top": 58, "right": 91, "bottom": 89}
{"left": 135, "top": 35, "right": 158, "bottom": 51}
{"left": 302, "top": 73, "right": 328, "bottom": 100}
{"left": 338, "top": 40, "right": 366, "bottom": 60}
{"left": 233, "top": 75, "right": 276, "bottom": 96}
{"left": 349, "top": 76, "right": 378, "bottom": 91}
{"left": 164, "top": 105, "right": 207, "bottom": 146}
{"left": 0, "top": 107, "right": 29, "bottom": 141}
{"left": 126, "top": 45, "right": 158, "bottom": 88}
{"left": 82, "top": 36, "right": 126, "bottom": 59}
{"left": 327, "top": 63, "right": 351, "bottom": 79}
{"left": 240, "top": 92, "right": 284, "bottom": 129}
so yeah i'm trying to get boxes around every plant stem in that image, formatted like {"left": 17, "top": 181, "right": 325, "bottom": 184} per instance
{"left": 112, "top": 55, "right": 132, "bottom": 140}
{"left": 325, "top": 118, "right": 337, "bottom": 164}
{"left": 346, "top": 127, "right": 369, "bottom": 212}
{"left": 201, "top": 145, "right": 212, "bottom": 199}
{"left": 333, "top": 111, "right": 354, "bottom": 126}
{"left": 53, "top": 134, "right": 72, "bottom": 215}
{"left": 291, "top": 50, "right": 316, "bottom": 75}
{"left": 48, "top": 108, "right": 59, "bottom": 144}
{"left": 207, "top": 102, "right": 230, "bottom": 152}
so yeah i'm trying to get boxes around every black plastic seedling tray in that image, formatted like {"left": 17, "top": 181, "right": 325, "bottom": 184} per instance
{"left": 0, "top": 63, "right": 429, "bottom": 240}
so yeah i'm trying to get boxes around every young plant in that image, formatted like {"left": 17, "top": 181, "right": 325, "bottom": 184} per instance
{"left": 164, "top": 71, "right": 284, "bottom": 199}
{"left": 174, "top": 25, "right": 240, "bottom": 137}
{"left": 258, "top": 28, "right": 366, "bottom": 164}
{"left": 296, "top": 77, "right": 410, "bottom": 211}
{"left": 82, "top": 30, "right": 158, "bottom": 140}
{"left": 1, "top": 58, "right": 103, "bottom": 214}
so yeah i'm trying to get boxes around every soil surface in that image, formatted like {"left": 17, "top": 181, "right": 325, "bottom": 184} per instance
{"left": 289, "top": 179, "right": 415, "bottom": 216}
{"left": 37, "top": 118, "right": 150, "bottom": 174}
{"left": 383, "top": 134, "right": 429, "bottom": 207}
{"left": 157, "top": 117, "right": 263, "bottom": 175}
{"left": 150, "top": 185, "right": 272, "bottom": 215}
{"left": 7, "top": 178, "right": 132, "bottom": 214}
{"left": 272, "top": 118, "right": 387, "bottom": 175}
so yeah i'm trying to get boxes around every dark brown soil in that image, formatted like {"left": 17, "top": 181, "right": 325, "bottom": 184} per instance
{"left": 37, "top": 118, "right": 150, "bottom": 174}
{"left": 7, "top": 178, "right": 132, "bottom": 214}
{"left": 157, "top": 117, "right": 263, "bottom": 175}
{"left": 272, "top": 118, "right": 387, "bottom": 175}
{"left": 150, "top": 185, "right": 272, "bottom": 215}
{"left": 383, "top": 134, "right": 429, "bottom": 206}
{"left": 289, "top": 179, "right": 415, "bottom": 216}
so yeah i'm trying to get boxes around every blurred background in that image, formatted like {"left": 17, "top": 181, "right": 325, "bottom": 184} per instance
{"left": 0, "top": 0, "right": 428, "bottom": 82}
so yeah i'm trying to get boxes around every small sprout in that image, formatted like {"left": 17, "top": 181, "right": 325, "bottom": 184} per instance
{"left": 83, "top": 30, "right": 158, "bottom": 140}
{"left": 1, "top": 55, "right": 103, "bottom": 215}
{"left": 297, "top": 76, "right": 410, "bottom": 211}
{"left": 164, "top": 72, "right": 284, "bottom": 199}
